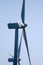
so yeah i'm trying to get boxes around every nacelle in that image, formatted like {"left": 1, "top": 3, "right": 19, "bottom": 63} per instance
{"left": 8, "top": 22, "right": 27, "bottom": 29}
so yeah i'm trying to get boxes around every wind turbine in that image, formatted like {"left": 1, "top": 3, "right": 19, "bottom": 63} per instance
{"left": 8, "top": 0, "right": 31, "bottom": 65}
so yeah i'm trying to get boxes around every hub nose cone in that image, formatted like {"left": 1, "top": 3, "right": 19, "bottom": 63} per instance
{"left": 24, "top": 24, "right": 28, "bottom": 27}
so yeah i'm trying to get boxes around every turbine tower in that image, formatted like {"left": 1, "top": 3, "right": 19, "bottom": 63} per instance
{"left": 8, "top": 0, "right": 31, "bottom": 65}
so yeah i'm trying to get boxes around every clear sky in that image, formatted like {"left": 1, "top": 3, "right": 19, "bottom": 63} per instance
{"left": 0, "top": 0, "right": 43, "bottom": 65}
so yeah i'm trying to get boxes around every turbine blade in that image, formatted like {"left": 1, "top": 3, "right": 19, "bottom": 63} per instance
{"left": 18, "top": 62, "right": 20, "bottom": 65}
{"left": 23, "top": 28, "right": 31, "bottom": 65}
{"left": 21, "top": 0, "right": 25, "bottom": 23}
{"left": 8, "top": 53, "right": 14, "bottom": 58}
{"left": 18, "top": 34, "right": 22, "bottom": 58}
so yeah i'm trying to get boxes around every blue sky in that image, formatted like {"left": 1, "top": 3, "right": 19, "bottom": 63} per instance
{"left": 0, "top": 0, "right": 43, "bottom": 65}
